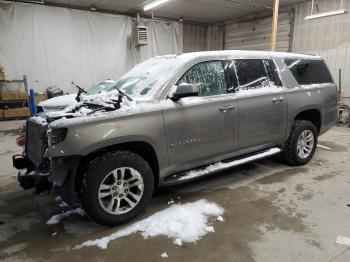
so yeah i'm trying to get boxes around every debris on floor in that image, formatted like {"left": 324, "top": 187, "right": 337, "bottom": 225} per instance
{"left": 336, "top": 236, "right": 350, "bottom": 246}
{"left": 337, "top": 103, "right": 350, "bottom": 125}
{"left": 317, "top": 144, "right": 334, "bottom": 151}
{"left": 46, "top": 208, "right": 86, "bottom": 225}
{"left": 75, "top": 199, "right": 224, "bottom": 250}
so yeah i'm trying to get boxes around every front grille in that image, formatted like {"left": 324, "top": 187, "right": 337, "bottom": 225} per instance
{"left": 26, "top": 119, "right": 48, "bottom": 167}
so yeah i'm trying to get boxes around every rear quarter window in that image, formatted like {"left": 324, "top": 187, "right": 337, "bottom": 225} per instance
{"left": 284, "top": 59, "right": 334, "bottom": 85}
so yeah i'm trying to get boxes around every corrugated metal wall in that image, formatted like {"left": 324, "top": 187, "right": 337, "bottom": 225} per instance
{"left": 224, "top": 12, "right": 292, "bottom": 52}
{"left": 183, "top": 23, "right": 207, "bottom": 52}
{"left": 293, "top": 0, "right": 350, "bottom": 97}
{"left": 183, "top": 23, "right": 224, "bottom": 52}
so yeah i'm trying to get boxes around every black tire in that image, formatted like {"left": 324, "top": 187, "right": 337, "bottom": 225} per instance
{"left": 281, "top": 120, "right": 318, "bottom": 166}
{"left": 81, "top": 150, "right": 154, "bottom": 226}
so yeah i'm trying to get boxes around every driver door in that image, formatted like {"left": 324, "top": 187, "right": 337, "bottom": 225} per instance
{"left": 162, "top": 60, "right": 238, "bottom": 174}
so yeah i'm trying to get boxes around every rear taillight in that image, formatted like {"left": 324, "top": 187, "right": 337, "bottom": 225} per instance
{"left": 16, "top": 136, "right": 26, "bottom": 147}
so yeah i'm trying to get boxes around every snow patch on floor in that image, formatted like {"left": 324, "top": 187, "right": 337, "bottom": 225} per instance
{"left": 179, "top": 147, "right": 281, "bottom": 181}
{"left": 217, "top": 216, "right": 224, "bottom": 222}
{"left": 75, "top": 199, "right": 224, "bottom": 250}
{"left": 161, "top": 252, "right": 168, "bottom": 258}
{"left": 46, "top": 208, "right": 86, "bottom": 225}
{"left": 54, "top": 195, "right": 69, "bottom": 208}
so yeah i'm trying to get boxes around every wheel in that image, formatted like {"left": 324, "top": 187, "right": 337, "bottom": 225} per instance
{"left": 281, "top": 120, "right": 318, "bottom": 166}
{"left": 81, "top": 150, "right": 154, "bottom": 226}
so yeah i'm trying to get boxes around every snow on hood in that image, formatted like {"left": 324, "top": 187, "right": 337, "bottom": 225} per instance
{"left": 38, "top": 94, "right": 77, "bottom": 108}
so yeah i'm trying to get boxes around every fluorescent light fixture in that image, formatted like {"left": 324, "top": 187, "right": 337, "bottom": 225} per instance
{"left": 144, "top": 0, "right": 172, "bottom": 11}
{"left": 305, "top": 9, "right": 346, "bottom": 20}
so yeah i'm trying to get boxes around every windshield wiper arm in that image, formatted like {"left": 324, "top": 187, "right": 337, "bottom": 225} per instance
{"left": 75, "top": 85, "right": 88, "bottom": 102}
{"left": 113, "top": 86, "right": 133, "bottom": 101}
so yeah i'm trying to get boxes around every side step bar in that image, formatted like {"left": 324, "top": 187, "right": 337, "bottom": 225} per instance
{"left": 163, "top": 147, "right": 281, "bottom": 186}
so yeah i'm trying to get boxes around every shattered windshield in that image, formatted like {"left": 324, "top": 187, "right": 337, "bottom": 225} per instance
{"left": 106, "top": 56, "right": 185, "bottom": 98}
{"left": 87, "top": 81, "right": 116, "bottom": 95}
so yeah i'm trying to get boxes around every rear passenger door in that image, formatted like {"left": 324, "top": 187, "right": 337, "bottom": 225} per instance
{"left": 233, "top": 59, "right": 288, "bottom": 151}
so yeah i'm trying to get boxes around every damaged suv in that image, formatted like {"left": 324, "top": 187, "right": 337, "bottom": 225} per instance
{"left": 13, "top": 51, "right": 338, "bottom": 226}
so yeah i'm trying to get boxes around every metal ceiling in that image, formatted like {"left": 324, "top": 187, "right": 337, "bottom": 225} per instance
{"left": 41, "top": 0, "right": 306, "bottom": 23}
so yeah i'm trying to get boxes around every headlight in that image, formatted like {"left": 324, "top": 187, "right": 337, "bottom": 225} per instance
{"left": 48, "top": 128, "right": 67, "bottom": 146}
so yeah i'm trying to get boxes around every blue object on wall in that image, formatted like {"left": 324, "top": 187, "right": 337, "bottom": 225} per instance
{"left": 29, "top": 89, "right": 36, "bottom": 116}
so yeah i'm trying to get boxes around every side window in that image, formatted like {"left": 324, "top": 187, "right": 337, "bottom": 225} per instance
{"left": 284, "top": 59, "right": 334, "bottom": 85}
{"left": 263, "top": 60, "right": 282, "bottom": 86}
{"left": 234, "top": 59, "right": 269, "bottom": 90}
{"left": 177, "top": 61, "right": 227, "bottom": 96}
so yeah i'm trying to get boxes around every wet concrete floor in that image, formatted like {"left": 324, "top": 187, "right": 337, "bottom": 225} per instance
{"left": 0, "top": 125, "right": 350, "bottom": 262}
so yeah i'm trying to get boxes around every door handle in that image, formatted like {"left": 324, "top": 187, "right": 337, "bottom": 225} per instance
{"left": 272, "top": 97, "right": 285, "bottom": 103}
{"left": 219, "top": 105, "right": 235, "bottom": 112}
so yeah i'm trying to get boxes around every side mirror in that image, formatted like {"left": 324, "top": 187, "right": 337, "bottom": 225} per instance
{"left": 171, "top": 83, "right": 200, "bottom": 101}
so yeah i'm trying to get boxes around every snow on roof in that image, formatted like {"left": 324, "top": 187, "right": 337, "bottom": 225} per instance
{"left": 176, "top": 50, "right": 322, "bottom": 61}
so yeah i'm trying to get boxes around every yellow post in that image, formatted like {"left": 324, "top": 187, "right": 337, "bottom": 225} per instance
{"left": 271, "top": 0, "right": 280, "bottom": 51}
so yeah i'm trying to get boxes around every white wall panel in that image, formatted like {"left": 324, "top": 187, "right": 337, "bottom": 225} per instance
{"left": 183, "top": 23, "right": 223, "bottom": 52}
{"left": 0, "top": 1, "right": 183, "bottom": 93}
{"left": 224, "top": 12, "right": 292, "bottom": 52}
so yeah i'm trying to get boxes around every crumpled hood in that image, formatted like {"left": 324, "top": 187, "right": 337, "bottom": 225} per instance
{"left": 40, "top": 89, "right": 138, "bottom": 124}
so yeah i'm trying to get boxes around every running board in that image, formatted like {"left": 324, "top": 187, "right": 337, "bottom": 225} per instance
{"left": 163, "top": 147, "right": 281, "bottom": 186}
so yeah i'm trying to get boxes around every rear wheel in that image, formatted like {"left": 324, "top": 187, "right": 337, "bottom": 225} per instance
{"left": 281, "top": 120, "right": 318, "bottom": 166}
{"left": 81, "top": 150, "right": 154, "bottom": 226}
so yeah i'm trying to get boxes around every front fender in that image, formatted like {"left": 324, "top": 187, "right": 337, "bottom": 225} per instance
{"left": 45, "top": 110, "right": 170, "bottom": 183}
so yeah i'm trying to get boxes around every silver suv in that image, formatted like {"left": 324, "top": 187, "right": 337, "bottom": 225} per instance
{"left": 13, "top": 51, "right": 338, "bottom": 226}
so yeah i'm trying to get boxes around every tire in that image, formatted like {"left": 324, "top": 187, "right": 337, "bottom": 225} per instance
{"left": 81, "top": 150, "right": 154, "bottom": 226}
{"left": 281, "top": 120, "right": 318, "bottom": 166}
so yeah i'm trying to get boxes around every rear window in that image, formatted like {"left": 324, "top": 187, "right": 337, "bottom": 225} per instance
{"left": 284, "top": 59, "right": 333, "bottom": 85}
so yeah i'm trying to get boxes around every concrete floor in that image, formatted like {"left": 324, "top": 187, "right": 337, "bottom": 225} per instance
{"left": 0, "top": 122, "right": 350, "bottom": 262}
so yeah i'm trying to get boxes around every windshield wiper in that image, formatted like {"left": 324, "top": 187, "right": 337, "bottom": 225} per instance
{"left": 75, "top": 85, "right": 88, "bottom": 102}
{"left": 113, "top": 86, "right": 133, "bottom": 101}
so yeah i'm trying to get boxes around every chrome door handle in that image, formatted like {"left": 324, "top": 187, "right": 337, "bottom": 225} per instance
{"left": 272, "top": 97, "right": 285, "bottom": 103}
{"left": 219, "top": 105, "right": 235, "bottom": 112}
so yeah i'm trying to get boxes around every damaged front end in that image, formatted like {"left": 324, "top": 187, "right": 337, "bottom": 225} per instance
{"left": 14, "top": 117, "right": 52, "bottom": 193}
{"left": 12, "top": 89, "right": 131, "bottom": 201}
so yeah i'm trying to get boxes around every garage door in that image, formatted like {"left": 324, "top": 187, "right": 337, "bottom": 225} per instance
{"left": 224, "top": 12, "right": 292, "bottom": 52}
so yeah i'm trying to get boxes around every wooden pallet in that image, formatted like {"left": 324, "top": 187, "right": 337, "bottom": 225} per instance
{"left": 0, "top": 91, "right": 28, "bottom": 101}
{"left": 0, "top": 107, "right": 31, "bottom": 120}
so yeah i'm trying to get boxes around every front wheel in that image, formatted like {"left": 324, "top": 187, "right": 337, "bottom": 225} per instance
{"left": 81, "top": 150, "right": 154, "bottom": 226}
{"left": 281, "top": 120, "right": 318, "bottom": 166}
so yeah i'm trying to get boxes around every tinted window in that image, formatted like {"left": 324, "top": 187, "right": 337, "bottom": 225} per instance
{"left": 177, "top": 61, "right": 227, "bottom": 96}
{"left": 284, "top": 59, "right": 333, "bottom": 85}
{"left": 263, "top": 60, "right": 282, "bottom": 86}
{"left": 234, "top": 59, "right": 269, "bottom": 89}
